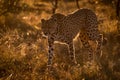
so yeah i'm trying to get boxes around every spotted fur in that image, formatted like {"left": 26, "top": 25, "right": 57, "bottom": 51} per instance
{"left": 41, "top": 8, "right": 102, "bottom": 66}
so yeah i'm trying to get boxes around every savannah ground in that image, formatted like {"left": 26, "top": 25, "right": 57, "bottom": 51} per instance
{"left": 0, "top": 0, "right": 120, "bottom": 80}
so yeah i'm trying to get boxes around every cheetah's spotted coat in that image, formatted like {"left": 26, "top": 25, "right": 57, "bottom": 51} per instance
{"left": 41, "top": 8, "right": 103, "bottom": 66}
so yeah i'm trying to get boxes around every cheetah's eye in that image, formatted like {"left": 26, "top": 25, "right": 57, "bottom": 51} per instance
{"left": 55, "top": 18, "right": 57, "bottom": 21}
{"left": 41, "top": 19, "right": 46, "bottom": 23}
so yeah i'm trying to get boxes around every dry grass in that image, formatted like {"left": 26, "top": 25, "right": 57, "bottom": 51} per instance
{"left": 0, "top": 0, "right": 120, "bottom": 80}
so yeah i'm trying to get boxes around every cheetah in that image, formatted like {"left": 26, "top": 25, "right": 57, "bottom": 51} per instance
{"left": 41, "top": 8, "right": 103, "bottom": 66}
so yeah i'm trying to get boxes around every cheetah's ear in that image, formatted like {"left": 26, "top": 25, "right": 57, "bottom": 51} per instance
{"left": 41, "top": 19, "right": 45, "bottom": 23}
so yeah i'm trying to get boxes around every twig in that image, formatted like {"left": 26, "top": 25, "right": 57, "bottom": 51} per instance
{"left": 75, "top": 0, "right": 80, "bottom": 9}
{"left": 51, "top": 0, "right": 58, "bottom": 14}
{"left": 116, "top": 0, "right": 120, "bottom": 18}
{"left": 116, "top": 0, "right": 120, "bottom": 33}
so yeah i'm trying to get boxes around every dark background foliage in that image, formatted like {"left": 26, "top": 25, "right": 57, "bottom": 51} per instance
{"left": 0, "top": 0, "right": 120, "bottom": 80}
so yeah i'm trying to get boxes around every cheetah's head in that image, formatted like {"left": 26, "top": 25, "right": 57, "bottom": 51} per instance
{"left": 41, "top": 18, "right": 57, "bottom": 36}
{"left": 41, "top": 13, "right": 65, "bottom": 36}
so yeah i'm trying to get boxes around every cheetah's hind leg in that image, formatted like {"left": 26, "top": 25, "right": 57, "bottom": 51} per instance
{"left": 96, "top": 34, "right": 103, "bottom": 56}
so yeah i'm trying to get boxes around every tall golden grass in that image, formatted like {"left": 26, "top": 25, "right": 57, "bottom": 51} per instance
{"left": 0, "top": 0, "right": 120, "bottom": 80}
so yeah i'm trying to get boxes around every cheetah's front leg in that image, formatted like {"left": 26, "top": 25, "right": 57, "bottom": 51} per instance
{"left": 67, "top": 41, "right": 77, "bottom": 65}
{"left": 79, "top": 31, "right": 94, "bottom": 61}
{"left": 47, "top": 36, "right": 54, "bottom": 67}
